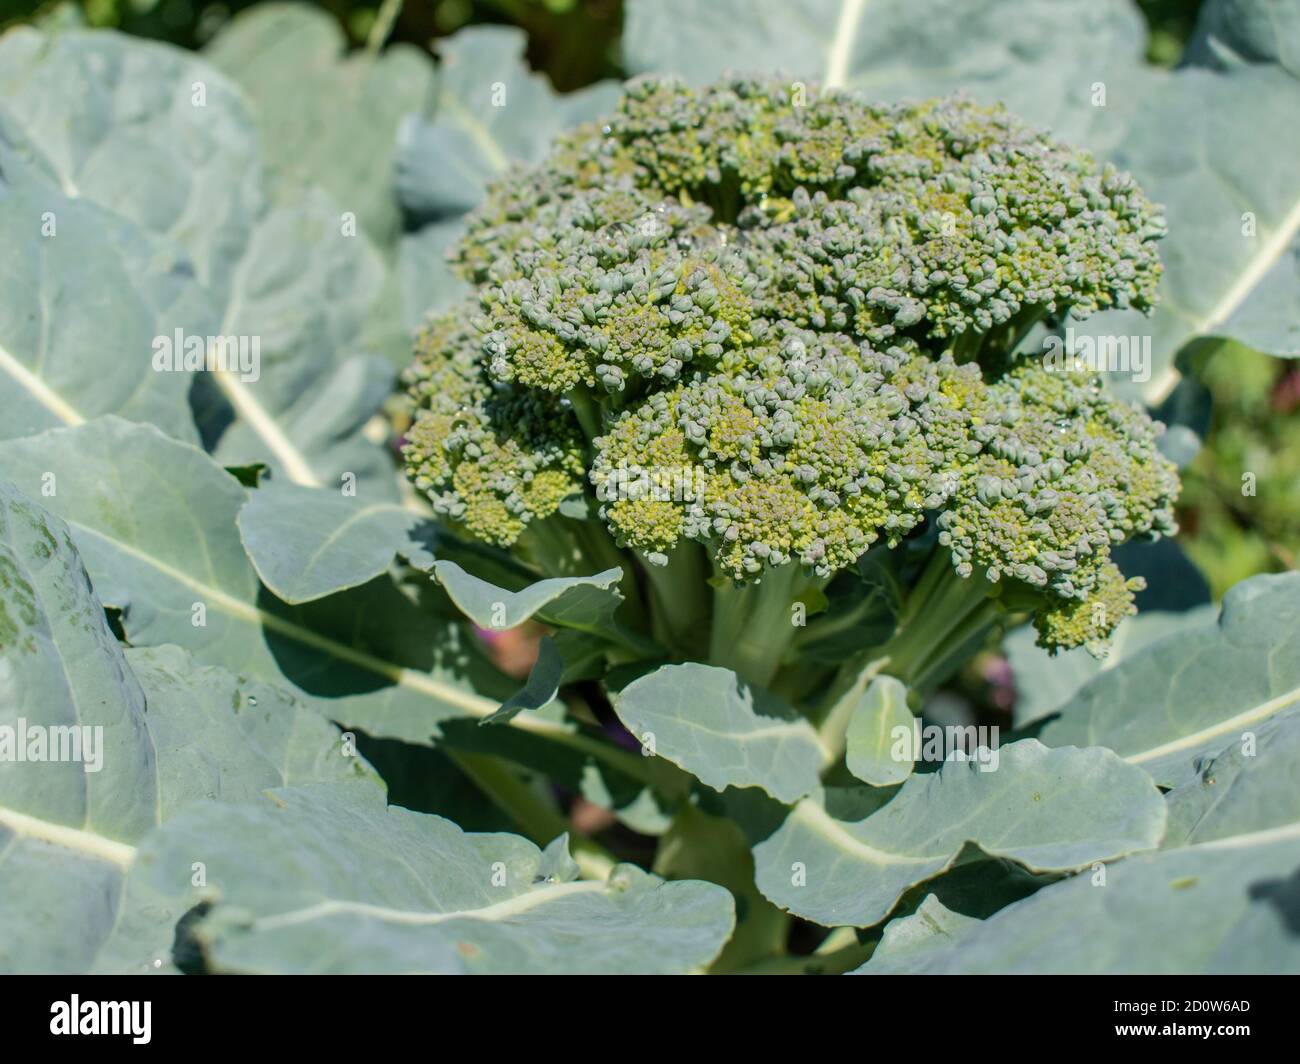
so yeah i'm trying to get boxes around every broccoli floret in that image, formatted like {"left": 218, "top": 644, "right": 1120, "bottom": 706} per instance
{"left": 402, "top": 312, "right": 586, "bottom": 545}
{"left": 935, "top": 361, "right": 1178, "bottom": 651}
{"left": 477, "top": 193, "right": 753, "bottom": 393}
{"left": 403, "top": 77, "right": 1178, "bottom": 658}
{"left": 591, "top": 332, "right": 972, "bottom": 578}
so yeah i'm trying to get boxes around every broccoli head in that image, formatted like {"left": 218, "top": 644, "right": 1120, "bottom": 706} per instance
{"left": 403, "top": 76, "right": 1178, "bottom": 656}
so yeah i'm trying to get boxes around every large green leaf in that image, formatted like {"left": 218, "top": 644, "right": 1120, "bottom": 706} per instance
{"left": 0, "top": 481, "right": 155, "bottom": 852}
{"left": 0, "top": 419, "right": 661, "bottom": 821}
{"left": 0, "top": 26, "right": 260, "bottom": 293}
{"left": 614, "top": 664, "right": 828, "bottom": 803}
{"left": 1005, "top": 604, "right": 1217, "bottom": 729}
{"left": 1077, "top": 0, "right": 1300, "bottom": 402}
{"left": 752, "top": 739, "right": 1165, "bottom": 927}
{"left": 855, "top": 829, "right": 1300, "bottom": 973}
{"left": 237, "top": 481, "right": 436, "bottom": 604}
{"left": 0, "top": 24, "right": 398, "bottom": 485}
{"left": 863, "top": 832, "right": 1300, "bottom": 972}
{"left": 0, "top": 135, "right": 207, "bottom": 443}
{"left": 124, "top": 782, "right": 734, "bottom": 974}
{"left": 623, "top": 0, "right": 1149, "bottom": 146}
{"left": 856, "top": 713, "right": 1300, "bottom": 974}
{"left": 0, "top": 420, "right": 501, "bottom": 730}
{"left": 1162, "top": 709, "right": 1300, "bottom": 849}
{"left": 1041, "top": 573, "right": 1300, "bottom": 786}
{"left": 205, "top": 3, "right": 438, "bottom": 252}
{"left": 187, "top": 184, "right": 398, "bottom": 493}
{"left": 0, "top": 483, "right": 370, "bottom": 973}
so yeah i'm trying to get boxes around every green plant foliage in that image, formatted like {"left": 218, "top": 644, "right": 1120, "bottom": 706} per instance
{"left": 0, "top": 0, "right": 1296, "bottom": 976}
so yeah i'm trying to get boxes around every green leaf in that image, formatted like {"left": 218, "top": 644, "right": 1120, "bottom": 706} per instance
{"left": 125, "top": 783, "right": 735, "bottom": 974}
{"left": 0, "top": 26, "right": 260, "bottom": 293}
{"left": 432, "top": 559, "right": 625, "bottom": 635}
{"left": 613, "top": 663, "right": 827, "bottom": 803}
{"left": 0, "top": 24, "right": 400, "bottom": 482}
{"left": 1079, "top": 1, "right": 1300, "bottom": 402}
{"left": 1162, "top": 709, "right": 1300, "bottom": 850}
{"left": 482, "top": 636, "right": 564, "bottom": 724}
{"left": 845, "top": 676, "right": 914, "bottom": 787}
{"left": 238, "top": 481, "right": 436, "bottom": 604}
{"left": 188, "top": 185, "right": 399, "bottom": 492}
{"left": 0, "top": 418, "right": 664, "bottom": 815}
{"left": 623, "top": 0, "right": 1148, "bottom": 144}
{"left": 205, "top": 4, "right": 438, "bottom": 252}
{"left": 1005, "top": 604, "right": 1217, "bottom": 729}
{"left": 0, "top": 480, "right": 156, "bottom": 850}
{"left": 0, "top": 483, "right": 372, "bottom": 973}
{"left": 1041, "top": 573, "right": 1300, "bottom": 786}
{"left": 853, "top": 829, "right": 1300, "bottom": 973}
{"left": 851, "top": 895, "right": 981, "bottom": 975}
{"left": 752, "top": 739, "right": 1165, "bottom": 927}
{"left": 0, "top": 142, "right": 206, "bottom": 444}
{"left": 0, "top": 419, "right": 509, "bottom": 733}
{"left": 858, "top": 664, "right": 1300, "bottom": 973}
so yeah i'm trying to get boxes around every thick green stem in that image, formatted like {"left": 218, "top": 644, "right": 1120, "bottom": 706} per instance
{"left": 708, "top": 562, "right": 811, "bottom": 687}
{"left": 812, "top": 549, "right": 1004, "bottom": 763}
{"left": 639, "top": 540, "right": 710, "bottom": 655}
{"left": 879, "top": 551, "right": 1000, "bottom": 689}
{"left": 364, "top": 0, "right": 403, "bottom": 55}
{"left": 516, "top": 517, "right": 584, "bottom": 577}
{"left": 567, "top": 388, "right": 604, "bottom": 444}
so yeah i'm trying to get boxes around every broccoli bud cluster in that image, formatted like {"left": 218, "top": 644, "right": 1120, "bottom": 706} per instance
{"left": 403, "top": 77, "right": 1178, "bottom": 653}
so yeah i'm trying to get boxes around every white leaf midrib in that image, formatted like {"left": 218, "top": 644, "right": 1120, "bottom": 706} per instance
{"left": 248, "top": 880, "right": 606, "bottom": 933}
{"left": 823, "top": 0, "right": 867, "bottom": 90}
{"left": 1147, "top": 170, "right": 1300, "bottom": 404}
{"left": 0, "top": 339, "right": 85, "bottom": 427}
{"left": 211, "top": 368, "right": 321, "bottom": 486}
{"left": 1124, "top": 682, "right": 1300, "bottom": 767}
{"left": 0, "top": 805, "right": 136, "bottom": 868}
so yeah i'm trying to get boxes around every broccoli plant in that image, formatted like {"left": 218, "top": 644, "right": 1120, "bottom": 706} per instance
{"left": 0, "top": 0, "right": 1297, "bottom": 978}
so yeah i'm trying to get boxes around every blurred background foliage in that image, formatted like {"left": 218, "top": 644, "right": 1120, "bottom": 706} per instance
{"left": 1, "top": 0, "right": 1292, "bottom": 686}
{"left": 0, "top": 0, "right": 1221, "bottom": 82}
{"left": 0, "top": 0, "right": 624, "bottom": 89}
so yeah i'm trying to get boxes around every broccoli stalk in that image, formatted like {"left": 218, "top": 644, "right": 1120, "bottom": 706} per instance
{"left": 707, "top": 561, "right": 823, "bottom": 687}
